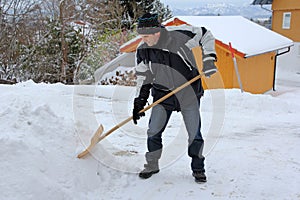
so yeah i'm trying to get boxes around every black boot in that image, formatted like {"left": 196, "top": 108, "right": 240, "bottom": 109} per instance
{"left": 139, "top": 163, "right": 159, "bottom": 179}
{"left": 192, "top": 171, "right": 207, "bottom": 183}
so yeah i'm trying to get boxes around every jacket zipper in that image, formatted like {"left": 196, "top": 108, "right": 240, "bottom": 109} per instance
{"left": 149, "top": 61, "right": 153, "bottom": 74}
{"left": 153, "top": 48, "right": 176, "bottom": 91}
{"left": 177, "top": 50, "right": 193, "bottom": 71}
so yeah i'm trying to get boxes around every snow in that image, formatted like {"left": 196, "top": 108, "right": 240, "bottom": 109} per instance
{"left": 166, "top": 16, "right": 294, "bottom": 57}
{"left": 1, "top": 67, "right": 300, "bottom": 199}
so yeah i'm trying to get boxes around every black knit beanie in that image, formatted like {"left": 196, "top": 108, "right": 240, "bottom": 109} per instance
{"left": 137, "top": 13, "right": 161, "bottom": 34}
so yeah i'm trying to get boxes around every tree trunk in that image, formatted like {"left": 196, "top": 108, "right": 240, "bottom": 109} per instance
{"left": 59, "top": 0, "right": 67, "bottom": 83}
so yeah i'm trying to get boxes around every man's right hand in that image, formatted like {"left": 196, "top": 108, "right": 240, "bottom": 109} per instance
{"left": 133, "top": 97, "right": 147, "bottom": 124}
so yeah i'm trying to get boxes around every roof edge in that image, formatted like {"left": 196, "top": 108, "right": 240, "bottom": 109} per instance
{"left": 251, "top": 0, "right": 273, "bottom": 5}
{"left": 244, "top": 43, "right": 294, "bottom": 58}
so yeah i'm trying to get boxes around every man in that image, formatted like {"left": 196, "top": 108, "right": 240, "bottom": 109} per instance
{"left": 132, "top": 13, "right": 217, "bottom": 183}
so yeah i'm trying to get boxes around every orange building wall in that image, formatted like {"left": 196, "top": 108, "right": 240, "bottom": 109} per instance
{"left": 272, "top": 0, "right": 300, "bottom": 10}
{"left": 272, "top": 0, "right": 300, "bottom": 41}
{"left": 235, "top": 52, "right": 276, "bottom": 94}
{"left": 200, "top": 45, "right": 276, "bottom": 94}
{"left": 272, "top": 10, "right": 300, "bottom": 41}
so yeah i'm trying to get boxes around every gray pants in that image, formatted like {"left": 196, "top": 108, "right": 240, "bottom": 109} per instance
{"left": 146, "top": 101, "right": 205, "bottom": 172}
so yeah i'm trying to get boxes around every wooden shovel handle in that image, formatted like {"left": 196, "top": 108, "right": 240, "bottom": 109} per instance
{"left": 102, "top": 73, "right": 203, "bottom": 139}
{"left": 77, "top": 74, "right": 202, "bottom": 159}
{"left": 77, "top": 46, "right": 204, "bottom": 159}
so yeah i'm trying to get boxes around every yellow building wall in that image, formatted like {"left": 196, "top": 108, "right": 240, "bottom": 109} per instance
{"left": 272, "top": 0, "right": 300, "bottom": 10}
{"left": 199, "top": 45, "right": 276, "bottom": 94}
{"left": 235, "top": 52, "right": 276, "bottom": 94}
{"left": 272, "top": 10, "right": 300, "bottom": 41}
{"left": 272, "top": 0, "right": 300, "bottom": 42}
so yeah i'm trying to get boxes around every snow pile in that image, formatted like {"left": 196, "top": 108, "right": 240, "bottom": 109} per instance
{"left": 0, "top": 72, "right": 300, "bottom": 199}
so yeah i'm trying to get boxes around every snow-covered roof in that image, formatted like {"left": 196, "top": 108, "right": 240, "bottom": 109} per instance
{"left": 165, "top": 16, "right": 293, "bottom": 58}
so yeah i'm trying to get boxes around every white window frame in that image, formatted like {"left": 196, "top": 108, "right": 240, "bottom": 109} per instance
{"left": 282, "top": 12, "right": 291, "bottom": 29}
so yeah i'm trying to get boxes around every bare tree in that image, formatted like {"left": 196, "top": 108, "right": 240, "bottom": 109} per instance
{"left": 0, "top": 0, "right": 41, "bottom": 80}
{"left": 0, "top": 0, "right": 172, "bottom": 83}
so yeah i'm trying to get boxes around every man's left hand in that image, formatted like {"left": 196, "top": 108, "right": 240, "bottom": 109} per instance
{"left": 203, "top": 56, "right": 217, "bottom": 77}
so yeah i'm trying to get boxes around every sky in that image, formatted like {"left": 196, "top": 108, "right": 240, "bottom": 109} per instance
{"left": 160, "top": 0, "right": 255, "bottom": 9}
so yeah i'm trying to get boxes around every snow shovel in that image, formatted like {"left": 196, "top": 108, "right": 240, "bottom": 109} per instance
{"left": 77, "top": 73, "right": 204, "bottom": 158}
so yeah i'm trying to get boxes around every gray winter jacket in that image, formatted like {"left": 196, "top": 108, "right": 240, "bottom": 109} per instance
{"left": 135, "top": 24, "right": 216, "bottom": 111}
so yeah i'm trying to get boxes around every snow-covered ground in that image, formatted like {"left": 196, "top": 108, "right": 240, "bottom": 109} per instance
{"left": 1, "top": 65, "right": 300, "bottom": 199}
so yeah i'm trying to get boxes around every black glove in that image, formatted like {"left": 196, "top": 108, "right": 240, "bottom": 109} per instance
{"left": 203, "top": 54, "right": 217, "bottom": 77}
{"left": 133, "top": 97, "right": 147, "bottom": 124}
{"left": 132, "top": 83, "right": 152, "bottom": 124}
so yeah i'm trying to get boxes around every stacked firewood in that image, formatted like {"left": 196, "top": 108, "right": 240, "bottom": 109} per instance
{"left": 99, "top": 69, "right": 136, "bottom": 86}
{"left": 0, "top": 79, "right": 17, "bottom": 85}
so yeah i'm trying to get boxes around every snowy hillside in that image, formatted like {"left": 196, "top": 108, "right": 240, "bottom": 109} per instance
{"left": 0, "top": 69, "right": 299, "bottom": 199}
{"left": 171, "top": 3, "right": 271, "bottom": 19}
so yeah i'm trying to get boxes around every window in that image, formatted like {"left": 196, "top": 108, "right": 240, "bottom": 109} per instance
{"left": 282, "top": 12, "right": 291, "bottom": 29}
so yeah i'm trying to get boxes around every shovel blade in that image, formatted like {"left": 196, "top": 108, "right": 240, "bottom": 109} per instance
{"left": 77, "top": 124, "right": 104, "bottom": 159}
